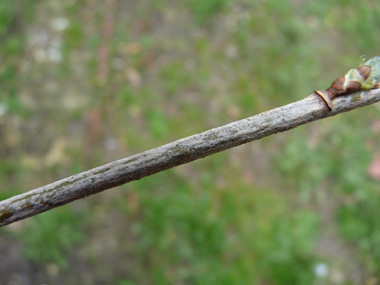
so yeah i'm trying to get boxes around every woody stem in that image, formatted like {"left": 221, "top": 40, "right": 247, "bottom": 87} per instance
{"left": 1, "top": 89, "right": 380, "bottom": 227}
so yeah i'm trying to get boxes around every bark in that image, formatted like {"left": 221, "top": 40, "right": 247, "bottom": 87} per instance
{"left": 1, "top": 90, "right": 380, "bottom": 227}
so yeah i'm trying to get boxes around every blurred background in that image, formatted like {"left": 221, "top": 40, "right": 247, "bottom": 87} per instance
{"left": 1, "top": 0, "right": 380, "bottom": 284}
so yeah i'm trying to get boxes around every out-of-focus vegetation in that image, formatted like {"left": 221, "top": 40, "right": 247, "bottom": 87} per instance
{"left": 1, "top": 0, "right": 380, "bottom": 283}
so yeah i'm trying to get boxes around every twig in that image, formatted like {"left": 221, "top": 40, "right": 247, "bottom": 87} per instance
{"left": 1, "top": 90, "right": 380, "bottom": 227}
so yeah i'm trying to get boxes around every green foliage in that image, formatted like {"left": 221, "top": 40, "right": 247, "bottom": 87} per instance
{"left": 19, "top": 208, "right": 85, "bottom": 269}
{"left": 190, "top": 0, "right": 229, "bottom": 23}
{"left": 276, "top": 117, "right": 375, "bottom": 198}
{"left": 262, "top": 212, "right": 319, "bottom": 284}
{"left": 64, "top": 21, "right": 83, "bottom": 48}
{"left": 276, "top": 112, "right": 380, "bottom": 275}
{"left": 147, "top": 109, "right": 169, "bottom": 139}
{"left": 159, "top": 61, "right": 193, "bottom": 96}
{"left": 4, "top": 35, "right": 22, "bottom": 55}
{"left": 338, "top": 196, "right": 380, "bottom": 272}
{"left": 116, "top": 169, "right": 320, "bottom": 284}
{"left": 0, "top": 1, "right": 18, "bottom": 37}
{"left": 338, "top": 5, "right": 380, "bottom": 49}
{"left": 117, "top": 280, "right": 136, "bottom": 285}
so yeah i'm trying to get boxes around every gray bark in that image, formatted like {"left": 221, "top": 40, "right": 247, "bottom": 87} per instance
{"left": 1, "top": 90, "right": 380, "bottom": 227}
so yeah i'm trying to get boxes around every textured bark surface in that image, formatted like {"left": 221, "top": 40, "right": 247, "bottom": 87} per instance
{"left": 1, "top": 90, "right": 380, "bottom": 227}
